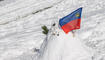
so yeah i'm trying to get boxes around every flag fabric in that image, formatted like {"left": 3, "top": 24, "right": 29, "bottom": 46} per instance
{"left": 59, "top": 7, "right": 82, "bottom": 34}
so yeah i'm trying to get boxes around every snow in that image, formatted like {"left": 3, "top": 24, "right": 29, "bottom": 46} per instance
{"left": 0, "top": 0, "right": 17, "bottom": 6}
{"left": 0, "top": 0, "right": 105, "bottom": 60}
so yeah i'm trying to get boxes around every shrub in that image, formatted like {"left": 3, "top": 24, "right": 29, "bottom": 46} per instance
{"left": 42, "top": 25, "right": 49, "bottom": 35}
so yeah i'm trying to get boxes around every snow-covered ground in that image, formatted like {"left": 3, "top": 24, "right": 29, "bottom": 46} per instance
{"left": 0, "top": 0, "right": 17, "bottom": 6}
{"left": 0, "top": 0, "right": 105, "bottom": 60}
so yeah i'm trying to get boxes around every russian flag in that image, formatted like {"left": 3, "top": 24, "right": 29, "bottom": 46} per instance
{"left": 59, "top": 7, "right": 82, "bottom": 34}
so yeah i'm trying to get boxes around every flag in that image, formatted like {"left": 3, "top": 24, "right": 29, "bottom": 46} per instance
{"left": 59, "top": 7, "right": 82, "bottom": 34}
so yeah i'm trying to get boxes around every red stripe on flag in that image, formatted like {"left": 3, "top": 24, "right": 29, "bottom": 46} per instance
{"left": 61, "top": 19, "right": 81, "bottom": 34}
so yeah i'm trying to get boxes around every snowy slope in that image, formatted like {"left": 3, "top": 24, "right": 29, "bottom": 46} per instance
{"left": 0, "top": 0, "right": 17, "bottom": 6}
{"left": 0, "top": 0, "right": 62, "bottom": 60}
{"left": 0, "top": 0, "right": 105, "bottom": 60}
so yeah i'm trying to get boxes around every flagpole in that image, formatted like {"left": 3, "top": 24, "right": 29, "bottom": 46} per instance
{"left": 71, "top": 30, "right": 75, "bottom": 37}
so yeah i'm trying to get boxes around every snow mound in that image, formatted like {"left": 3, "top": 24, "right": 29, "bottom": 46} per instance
{"left": 38, "top": 22, "right": 92, "bottom": 60}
